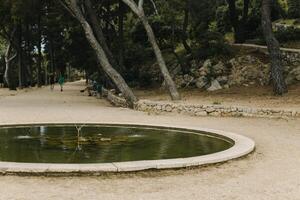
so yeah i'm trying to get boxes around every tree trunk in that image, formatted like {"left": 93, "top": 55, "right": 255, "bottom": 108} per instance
{"left": 17, "top": 24, "right": 25, "bottom": 88}
{"left": 4, "top": 41, "right": 17, "bottom": 90}
{"left": 141, "top": 17, "right": 180, "bottom": 100}
{"left": 261, "top": 0, "right": 288, "bottom": 95}
{"left": 62, "top": 0, "right": 137, "bottom": 107}
{"left": 226, "top": 0, "right": 249, "bottom": 43}
{"left": 49, "top": 37, "right": 55, "bottom": 74}
{"left": 37, "top": 8, "right": 42, "bottom": 87}
{"left": 118, "top": 0, "right": 125, "bottom": 68}
{"left": 25, "top": 23, "right": 32, "bottom": 87}
{"left": 182, "top": 3, "right": 192, "bottom": 54}
{"left": 121, "top": 0, "right": 181, "bottom": 100}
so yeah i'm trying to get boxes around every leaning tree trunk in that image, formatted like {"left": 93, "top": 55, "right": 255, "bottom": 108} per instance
{"left": 37, "top": 8, "right": 42, "bottom": 87}
{"left": 122, "top": 0, "right": 181, "bottom": 101}
{"left": 261, "top": 0, "right": 288, "bottom": 95}
{"left": 61, "top": 0, "right": 137, "bottom": 107}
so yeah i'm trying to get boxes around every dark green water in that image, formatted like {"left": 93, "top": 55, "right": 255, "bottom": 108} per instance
{"left": 0, "top": 124, "right": 233, "bottom": 163}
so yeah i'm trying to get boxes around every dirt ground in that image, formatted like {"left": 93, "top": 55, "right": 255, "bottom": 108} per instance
{"left": 135, "top": 83, "right": 300, "bottom": 111}
{"left": 0, "top": 81, "right": 299, "bottom": 200}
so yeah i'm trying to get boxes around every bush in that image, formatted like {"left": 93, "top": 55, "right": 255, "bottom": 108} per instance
{"left": 191, "top": 31, "right": 232, "bottom": 59}
{"left": 287, "top": 0, "right": 300, "bottom": 18}
{"left": 275, "top": 26, "right": 300, "bottom": 42}
{"left": 216, "top": 5, "right": 232, "bottom": 34}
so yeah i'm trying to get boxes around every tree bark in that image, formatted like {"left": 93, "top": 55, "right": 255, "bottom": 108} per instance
{"left": 121, "top": 0, "right": 181, "bottom": 100}
{"left": 37, "top": 7, "right": 42, "bottom": 87}
{"left": 4, "top": 41, "right": 17, "bottom": 90}
{"left": 49, "top": 37, "right": 55, "bottom": 75}
{"left": 62, "top": 0, "right": 137, "bottom": 107}
{"left": 118, "top": 0, "right": 125, "bottom": 68}
{"left": 182, "top": 2, "right": 192, "bottom": 54}
{"left": 3, "top": 26, "right": 18, "bottom": 90}
{"left": 261, "top": 0, "right": 288, "bottom": 95}
{"left": 25, "top": 23, "right": 32, "bottom": 87}
{"left": 17, "top": 24, "right": 25, "bottom": 88}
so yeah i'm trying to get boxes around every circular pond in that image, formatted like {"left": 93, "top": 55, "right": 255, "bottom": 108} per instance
{"left": 0, "top": 123, "right": 255, "bottom": 174}
{"left": 0, "top": 124, "right": 233, "bottom": 163}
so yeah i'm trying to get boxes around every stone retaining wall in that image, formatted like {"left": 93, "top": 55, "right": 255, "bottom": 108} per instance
{"left": 232, "top": 43, "right": 300, "bottom": 65}
{"left": 135, "top": 100, "right": 300, "bottom": 119}
{"left": 101, "top": 88, "right": 299, "bottom": 119}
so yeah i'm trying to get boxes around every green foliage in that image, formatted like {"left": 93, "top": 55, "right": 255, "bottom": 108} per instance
{"left": 0, "top": 0, "right": 297, "bottom": 89}
{"left": 191, "top": 31, "right": 232, "bottom": 59}
{"left": 275, "top": 26, "right": 300, "bottom": 42}
{"left": 287, "top": 0, "right": 300, "bottom": 18}
{"left": 216, "top": 5, "right": 232, "bottom": 34}
{"left": 0, "top": 38, "right": 6, "bottom": 56}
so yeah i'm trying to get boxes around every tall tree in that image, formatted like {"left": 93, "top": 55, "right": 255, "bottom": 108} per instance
{"left": 121, "top": 0, "right": 181, "bottom": 101}
{"left": 60, "top": 0, "right": 138, "bottom": 107}
{"left": 261, "top": 0, "right": 288, "bottom": 95}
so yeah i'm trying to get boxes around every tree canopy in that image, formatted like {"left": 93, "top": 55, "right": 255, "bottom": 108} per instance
{"left": 0, "top": 0, "right": 298, "bottom": 98}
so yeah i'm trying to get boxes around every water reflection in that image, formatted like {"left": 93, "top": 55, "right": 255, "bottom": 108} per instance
{"left": 0, "top": 125, "right": 233, "bottom": 163}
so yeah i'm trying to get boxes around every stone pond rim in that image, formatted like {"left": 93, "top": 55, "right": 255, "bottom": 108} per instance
{"left": 0, "top": 122, "right": 255, "bottom": 175}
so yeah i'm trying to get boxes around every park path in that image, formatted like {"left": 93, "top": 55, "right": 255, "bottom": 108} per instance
{"left": 0, "top": 81, "right": 299, "bottom": 200}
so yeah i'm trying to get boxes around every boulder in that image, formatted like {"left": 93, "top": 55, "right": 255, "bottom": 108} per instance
{"left": 174, "top": 75, "right": 185, "bottom": 88}
{"left": 212, "top": 61, "right": 226, "bottom": 75}
{"left": 285, "top": 66, "right": 300, "bottom": 84}
{"left": 207, "top": 80, "right": 222, "bottom": 91}
{"left": 174, "top": 74, "right": 194, "bottom": 88}
{"left": 183, "top": 74, "right": 194, "bottom": 83}
{"left": 228, "top": 56, "right": 270, "bottom": 86}
{"left": 199, "top": 59, "right": 212, "bottom": 76}
{"left": 216, "top": 76, "right": 228, "bottom": 85}
{"left": 203, "top": 59, "right": 212, "bottom": 68}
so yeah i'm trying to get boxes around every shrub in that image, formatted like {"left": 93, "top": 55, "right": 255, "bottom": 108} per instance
{"left": 287, "top": 0, "right": 300, "bottom": 18}
{"left": 275, "top": 26, "right": 300, "bottom": 42}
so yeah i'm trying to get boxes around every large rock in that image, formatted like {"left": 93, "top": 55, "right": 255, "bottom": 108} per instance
{"left": 203, "top": 59, "right": 212, "bottom": 68}
{"left": 199, "top": 59, "right": 212, "bottom": 76}
{"left": 286, "top": 66, "right": 300, "bottom": 84}
{"left": 183, "top": 74, "right": 194, "bottom": 83}
{"left": 174, "top": 74, "right": 194, "bottom": 88}
{"left": 228, "top": 55, "right": 270, "bottom": 86}
{"left": 174, "top": 75, "right": 185, "bottom": 88}
{"left": 207, "top": 80, "right": 222, "bottom": 91}
{"left": 216, "top": 76, "right": 228, "bottom": 85}
{"left": 212, "top": 61, "right": 226, "bottom": 75}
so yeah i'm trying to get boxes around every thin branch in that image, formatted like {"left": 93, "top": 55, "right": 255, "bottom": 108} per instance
{"left": 149, "top": 0, "right": 158, "bottom": 15}
{"left": 58, "top": 0, "right": 77, "bottom": 18}
{"left": 8, "top": 53, "right": 17, "bottom": 62}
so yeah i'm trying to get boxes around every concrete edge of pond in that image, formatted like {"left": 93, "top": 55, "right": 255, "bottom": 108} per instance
{"left": 0, "top": 122, "right": 255, "bottom": 175}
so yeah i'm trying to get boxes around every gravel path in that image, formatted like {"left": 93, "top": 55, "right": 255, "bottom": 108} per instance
{"left": 0, "top": 81, "right": 299, "bottom": 200}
